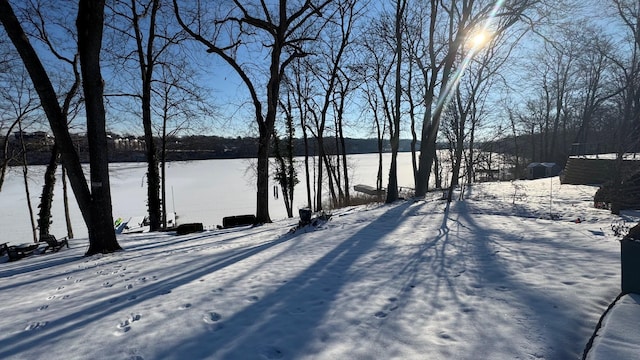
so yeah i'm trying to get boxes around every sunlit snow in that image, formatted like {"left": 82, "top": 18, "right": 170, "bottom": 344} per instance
{"left": 0, "top": 154, "right": 637, "bottom": 359}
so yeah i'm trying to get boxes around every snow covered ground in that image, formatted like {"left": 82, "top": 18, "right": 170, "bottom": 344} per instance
{"left": 0, "top": 170, "right": 636, "bottom": 359}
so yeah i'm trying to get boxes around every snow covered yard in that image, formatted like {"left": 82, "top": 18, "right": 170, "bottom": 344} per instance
{"left": 0, "top": 177, "right": 632, "bottom": 359}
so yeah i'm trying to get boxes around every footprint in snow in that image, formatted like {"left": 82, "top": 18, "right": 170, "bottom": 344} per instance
{"left": 25, "top": 321, "right": 48, "bottom": 331}
{"left": 178, "top": 303, "right": 192, "bottom": 310}
{"left": 38, "top": 305, "right": 49, "bottom": 311}
{"left": 259, "top": 345, "right": 284, "bottom": 359}
{"left": 246, "top": 295, "right": 259, "bottom": 302}
{"left": 114, "top": 313, "right": 141, "bottom": 336}
{"left": 374, "top": 311, "right": 388, "bottom": 318}
{"left": 288, "top": 307, "right": 306, "bottom": 315}
{"left": 102, "top": 282, "right": 113, "bottom": 288}
{"left": 203, "top": 311, "right": 222, "bottom": 324}
{"left": 114, "top": 325, "right": 131, "bottom": 336}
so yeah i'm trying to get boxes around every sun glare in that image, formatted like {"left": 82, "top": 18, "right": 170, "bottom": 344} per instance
{"left": 470, "top": 31, "right": 490, "bottom": 48}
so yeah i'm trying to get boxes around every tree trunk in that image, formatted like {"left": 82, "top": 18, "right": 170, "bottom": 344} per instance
{"left": 132, "top": 0, "right": 162, "bottom": 232}
{"left": 18, "top": 125, "right": 37, "bottom": 243}
{"left": 77, "top": 0, "right": 121, "bottom": 255}
{"left": 316, "top": 138, "right": 325, "bottom": 212}
{"left": 161, "top": 108, "right": 168, "bottom": 229}
{"left": 255, "top": 125, "right": 272, "bottom": 223}
{"left": 62, "top": 166, "right": 74, "bottom": 239}
{"left": 38, "top": 143, "right": 59, "bottom": 239}
{"left": 302, "top": 122, "right": 312, "bottom": 210}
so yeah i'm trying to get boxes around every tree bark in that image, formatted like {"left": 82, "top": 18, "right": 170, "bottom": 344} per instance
{"left": 77, "top": 0, "right": 121, "bottom": 255}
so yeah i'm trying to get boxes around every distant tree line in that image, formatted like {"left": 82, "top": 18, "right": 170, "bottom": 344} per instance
{"left": 1, "top": 132, "right": 418, "bottom": 166}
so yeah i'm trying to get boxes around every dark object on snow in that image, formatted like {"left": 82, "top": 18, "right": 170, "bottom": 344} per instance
{"left": 40, "top": 234, "right": 69, "bottom": 253}
{"left": 222, "top": 215, "right": 256, "bottom": 229}
{"left": 594, "top": 171, "right": 640, "bottom": 212}
{"left": 6, "top": 244, "right": 39, "bottom": 261}
{"left": 176, "top": 223, "right": 204, "bottom": 235}
{"left": 621, "top": 233, "right": 640, "bottom": 294}
{"left": 299, "top": 208, "right": 312, "bottom": 226}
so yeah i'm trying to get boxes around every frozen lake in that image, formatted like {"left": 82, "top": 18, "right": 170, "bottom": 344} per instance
{"left": 0, "top": 152, "right": 418, "bottom": 244}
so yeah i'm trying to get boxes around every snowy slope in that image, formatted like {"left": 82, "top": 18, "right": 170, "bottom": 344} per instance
{"left": 0, "top": 176, "right": 634, "bottom": 359}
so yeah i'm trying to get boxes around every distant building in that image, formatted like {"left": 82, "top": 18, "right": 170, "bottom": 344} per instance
{"left": 526, "top": 162, "right": 561, "bottom": 180}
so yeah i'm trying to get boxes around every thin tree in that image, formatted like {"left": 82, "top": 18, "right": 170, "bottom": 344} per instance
{"left": 174, "top": 0, "right": 332, "bottom": 223}
{"left": 386, "top": 0, "right": 407, "bottom": 203}
{"left": 108, "top": 0, "right": 189, "bottom": 231}
{"left": 17, "top": 121, "right": 38, "bottom": 243}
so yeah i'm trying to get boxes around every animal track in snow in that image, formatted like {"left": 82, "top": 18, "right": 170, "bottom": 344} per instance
{"left": 203, "top": 311, "right": 222, "bottom": 324}
{"left": 288, "top": 306, "right": 306, "bottom": 315}
{"left": 374, "top": 311, "right": 388, "bottom": 318}
{"left": 246, "top": 295, "right": 259, "bottom": 302}
{"left": 38, "top": 305, "right": 49, "bottom": 311}
{"left": 25, "top": 321, "right": 47, "bottom": 331}
{"left": 259, "top": 345, "right": 284, "bottom": 359}
{"left": 178, "top": 303, "right": 192, "bottom": 310}
{"left": 114, "top": 313, "right": 141, "bottom": 336}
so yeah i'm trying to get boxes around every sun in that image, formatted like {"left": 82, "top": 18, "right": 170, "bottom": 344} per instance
{"left": 469, "top": 30, "right": 490, "bottom": 48}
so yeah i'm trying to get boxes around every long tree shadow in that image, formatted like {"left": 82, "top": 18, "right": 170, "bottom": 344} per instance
{"left": 454, "top": 198, "right": 619, "bottom": 359}
{"left": 0, "top": 222, "right": 303, "bottom": 358}
{"left": 153, "top": 202, "right": 417, "bottom": 359}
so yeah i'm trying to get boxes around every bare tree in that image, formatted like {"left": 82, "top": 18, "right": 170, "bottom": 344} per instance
{"left": 152, "top": 62, "right": 211, "bottom": 228}
{"left": 410, "top": 0, "right": 538, "bottom": 197}
{"left": 385, "top": 0, "right": 408, "bottom": 203}
{"left": 19, "top": 0, "right": 83, "bottom": 239}
{"left": 77, "top": 0, "right": 121, "bottom": 254}
{"left": 174, "top": 0, "right": 332, "bottom": 223}
{"left": 0, "top": 70, "right": 41, "bottom": 191}
{"left": 301, "top": 0, "right": 361, "bottom": 210}
{"left": 107, "top": 0, "right": 191, "bottom": 231}
{"left": 1, "top": 0, "right": 122, "bottom": 254}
